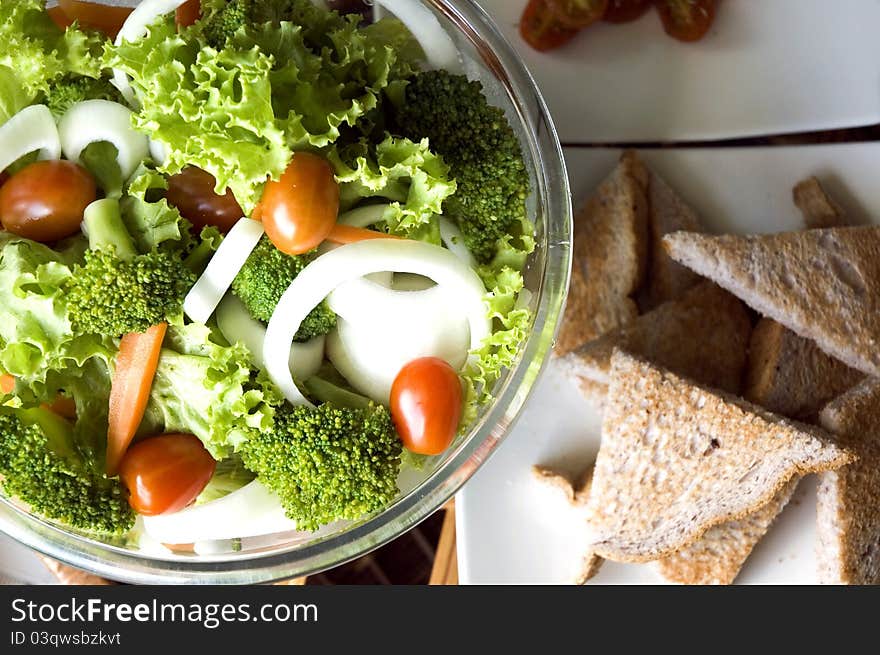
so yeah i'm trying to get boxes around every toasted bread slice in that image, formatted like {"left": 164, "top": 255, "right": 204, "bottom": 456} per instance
{"left": 535, "top": 462, "right": 798, "bottom": 585}
{"left": 564, "top": 281, "right": 750, "bottom": 395}
{"left": 744, "top": 318, "right": 863, "bottom": 421}
{"left": 793, "top": 176, "right": 846, "bottom": 229}
{"left": 663, "top": 227, "right": 880, "bottom": 376}
{"left": 817, "top": 378, "right": 880, "bottom": 584}
{"left": 645, "top": 171, "right": 704, "bottom": 308}
{"left": 532, "top": 466, "right": 603, "bottom": 583}
{"left": 555, "top": 151, "right": 649, "bottom": 356}
{"left": 585, "top": 351, "right": 853, "bottom": 562}
{"left": 654, "top": 478, "right": 798, "bottom": 585}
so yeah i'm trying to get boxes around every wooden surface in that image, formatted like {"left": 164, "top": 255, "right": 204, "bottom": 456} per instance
{"left": 429, "top": 501, "right": 458, "bottom": 585}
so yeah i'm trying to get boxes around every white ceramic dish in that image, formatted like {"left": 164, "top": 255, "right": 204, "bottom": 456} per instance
{"left": 457, "top": 142, "right": 880, "bottom": 584}
{"left": 476, "top": 0, "right": 880, "bottom": 144}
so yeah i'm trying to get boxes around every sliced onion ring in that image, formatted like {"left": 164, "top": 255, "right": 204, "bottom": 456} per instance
{"left": 184, "top": 217, "right": 260, "bottom": 325}
{"left": 373, "top": 0, "right": 462, "bottom": 72}
{"left": 264, "top": 239, "right": 490, "bottom": 406}
{"left": 0, "top": 105, "right": 60, "bottom": 174}
{"left": 58, "top": 100, "right": 150, "bottom": 179}
{"left": 112, "top": 0, "right": 189, "bottom": 107}
{"left": 216, "top": 293, "right": 324, "bottom": 380}
{"left": 338, "top": 204, "right": 392, "bottom": 228}
{"left": 142, "top": 480, "right": 299, "bottom": 542}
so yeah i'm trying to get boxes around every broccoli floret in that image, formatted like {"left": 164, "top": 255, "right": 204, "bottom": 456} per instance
{"left": 240, "top": 400, "right": 402, "bottom": 531}
{"left": 201, "top": 0, "right": 252, "bottom": 47}
{"left": 395, "top": 70, "right": 530, "bottom": 262}
{"left": 231, "top": 235, "right": 336, "bottom": 342}
{"left": 43, "top": 74, "right": 123, "bottom": 118}
{"left": 63, "top": 199, "right": 195, "bottom": 337}
{"left": 0, "top": 407, "right": 134, "bottom": 536}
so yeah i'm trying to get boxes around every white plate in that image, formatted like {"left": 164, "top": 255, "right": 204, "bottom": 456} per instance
{"left": 476, "top": 0, "right": 880, "bottom": 143}
{"left": 457, "top": 142, "right": 880, "bottom": 584}
{"left": 0, "top": 533, "right": 58, "bottom": 585}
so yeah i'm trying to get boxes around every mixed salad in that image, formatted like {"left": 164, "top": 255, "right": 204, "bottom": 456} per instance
{"left": 0, "top": 0, "right": 534, "bottom": 547}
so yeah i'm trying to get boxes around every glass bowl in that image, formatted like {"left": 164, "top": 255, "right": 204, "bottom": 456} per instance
{"left": 0, "top": 0, "right": 572, "bottom": 583}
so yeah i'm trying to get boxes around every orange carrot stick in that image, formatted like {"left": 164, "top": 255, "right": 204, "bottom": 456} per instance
{"left": 326, "top": 224, "right": 402, "bottom": 244}
{"left": 106, "top": 322, "right": 167, "bottom": 476}
{"left": 0, "top": 374, "right": 14, "bottom": 394}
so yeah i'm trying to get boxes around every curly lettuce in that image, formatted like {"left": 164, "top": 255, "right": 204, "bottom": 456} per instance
{"left": 0, "top": 0, "right": 106, "bottom": 98}
{"left": 0, "top": 234, "right": 114, "bottom": 404}
{"left": 141, "top": 323, "right": 281, "bottom": 459}
{"left": 329, "top": 135, "right": 456, "bottom": 241}
{"left": 105, "top": 3, "right": 419, "bottom": 213}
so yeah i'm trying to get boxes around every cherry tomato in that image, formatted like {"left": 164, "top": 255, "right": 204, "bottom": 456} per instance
{"left": 176, "top": 0, "right": 202, "bottom": 28}
{"left": 390, "top": 358, "right": 463, "bottom": 456}
{"left": 258, "top": 152, "right": 339, "bottom": 255}
{"left": 118, "top": 434, "right": 216, "bottom": 516}
{"left": 47, "top": 6, "right": 74, "bottom": 30}
{"left": 57, "top": 0, "right": 133, "bottom": 39}
{"left": 654, "top": 0, "right": 717, "bottom": 42}
{"left": 604, "top": 0, "right": 651, "bottom": 23}
{"left": 166, "top": 167, "right": 244, "bottom": 233}
{"left": 0, "top": 161, "right": 96, "bottom": 242}
{"left": 520, "top": 0, "right": 581, "bottom": 52}
{"left": 547, "top": 0, "right": 609, "bottom": 29}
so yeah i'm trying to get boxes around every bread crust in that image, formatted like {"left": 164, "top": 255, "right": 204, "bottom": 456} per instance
{"left": 744, "top": 318, "right": 863, "bottom": 421}
{"left": 555, "top": 151, "right": 649, "bottom": 356}
{"left": 564, "top": 281, "right": 750, "bottom": 396}
{"left": 586, "top": 351, "right": 853, "bottom": 563}
{"left": 793, "top": 176, "right": 847, "bottom": 229}
{"left": 644, "top": 171, "right": 704, "bottom": 308}
{"left": 817, "top": 378, "right": 880, "bottom": 584}
{"left": 664, "top": 227, "right": 880, "bottom": 377}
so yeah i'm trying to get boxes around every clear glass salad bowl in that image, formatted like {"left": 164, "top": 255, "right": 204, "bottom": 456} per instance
{"left": 0, "top": 0, "right": 572, "bottom": 584}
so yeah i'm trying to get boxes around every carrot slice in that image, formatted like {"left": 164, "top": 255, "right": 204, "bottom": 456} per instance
{"left": 0, "top": 374, "right": 14, "bottom": 394}
{"left": 326, "top": 224, "right": 402, "bottom": 244}
{"left": 106, "top": 322, "right": 167, "bottom": 476}
{"left": 47, "top": 6, "right": 74, "bottom": 30}
{"left": 58, "top": 0, "right": 133, "bottom": 39}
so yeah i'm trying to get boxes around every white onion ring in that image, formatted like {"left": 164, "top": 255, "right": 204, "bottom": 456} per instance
{"left": 112, "top": 0, "right": 190, "bottom": 107}
{"left": 338, "top": 204, "right": 392, "bottom": 228}
{"left": 142, "top": 480, "right": 299, "bottom": 542}
{"left": 216, "top": 293, "right": 324, "bottom": 380}
{"left": 58, "top": 100, "right": 150, "bottom": 179}
{"left": 183, "top": 217, "right": 260, "bottom": 325}
{"left": 264, "top": 239, "right": 489, "bottom": 406}
{"left": 0, "top": 105, "right": 60, "bottom": 173}
{"left": 373, "top": 0, "right": 462, "bottom": 72}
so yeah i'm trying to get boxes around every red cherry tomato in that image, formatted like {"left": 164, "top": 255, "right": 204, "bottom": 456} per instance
{"left": 166, "top": 167, "right": 244, "bottom": 233}
{"left": 176, "top": 0, "right": 202, "bottom": 28}
{"left": 390, "top": 358, "right": 463, "bottom": 456}
{"left": 0, "top": 160, "right": 96, "bottom": 242}
{"left": 520, "top": 0, "right": 581, "bottom": 52}
{"left": 604, "top": 0, "right": 651, "bottom": 23}
{"left": 654, "top": 0, "right": 717, "bottom": 42}
{"left": 57, "top": 0, "right": 133, "bottom": 39}
{"left": 118, "top": 434, "right": 216, "bottom": 516}
{"left": 547, "top": 0, "right": 609, "bottom": 29}
{"left": 258, "top": 152, "right": 340, "bottom": 255}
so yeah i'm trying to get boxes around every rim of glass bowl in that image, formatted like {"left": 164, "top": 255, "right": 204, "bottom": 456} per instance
{"left": 0, "top": 0, "right": 572, "bottom": 584}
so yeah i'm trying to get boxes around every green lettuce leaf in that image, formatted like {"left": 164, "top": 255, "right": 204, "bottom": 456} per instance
{"left": 460, "top": 266, "right": 532, "bottom": 428}
{"left": 120, "top": 166, "right": 191, "bottom": 253}
{"left": 0, "top": 234, "right": 114, "bottom": 404}
{"left": 0, "top": 0, "right": 106, "bottom": 98}
{"left": 105, "top": 1, "right": 415, "bottom": 214}
{"left": 329, "top": 135, "right": 456, "bottom": 240}
{"left": 0, "top": 66, "right": 32, "bottom": 126}
{"left": 140, "top": 323, "right": 281, "bottom": 459}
